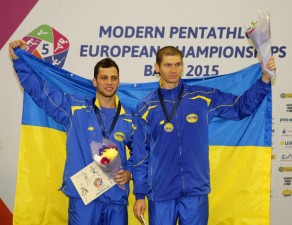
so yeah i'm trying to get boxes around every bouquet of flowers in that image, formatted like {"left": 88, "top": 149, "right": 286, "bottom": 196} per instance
{"left": 246, "top": 11, "right": 274, "bottom": 78}
{"left": 90, "top": 139, "right": 125, "bottom": 190}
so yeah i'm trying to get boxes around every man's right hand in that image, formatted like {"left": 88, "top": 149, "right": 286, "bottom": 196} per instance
{"left": 133, "top": 199, "right": 146, "bottom": 223}
{"left": 9, "top": 40, "right": 26, "bottom": 60}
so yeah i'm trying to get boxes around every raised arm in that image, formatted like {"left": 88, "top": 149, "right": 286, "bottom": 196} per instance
{"left": 261, "top": 56, "right": 276, "bottom": 83}
{"left": 9, "top": 39, "right": 72, "bottom": 127}
{"left": 9, "top": 39, "right": 26, "bottom": 60}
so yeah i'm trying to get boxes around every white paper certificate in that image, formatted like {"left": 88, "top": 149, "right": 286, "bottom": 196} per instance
{"left": 70, "top": 161, "right": 116, "bottom": 205}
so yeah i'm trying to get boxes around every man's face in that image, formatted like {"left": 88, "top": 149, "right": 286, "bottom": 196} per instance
{"left": 155, "top": 55, "right": 183, "bottom": 88}
{"left": 93, "top": 67, "right": 120, "bottom": 98}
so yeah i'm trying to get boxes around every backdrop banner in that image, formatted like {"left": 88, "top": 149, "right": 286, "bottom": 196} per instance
{"left": 12, "top": 48, "right": 271, "bottom": 225}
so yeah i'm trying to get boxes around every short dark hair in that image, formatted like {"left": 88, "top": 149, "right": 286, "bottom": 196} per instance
{"left": 156, "top": 46, "right": 183, "bottom": 66}
{"left": 94, "top": 58, "right": 119, "bottom": 79}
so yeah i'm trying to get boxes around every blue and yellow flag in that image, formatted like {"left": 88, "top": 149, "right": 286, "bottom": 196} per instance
{"left": 13, "top": 48, "right": 271, "bottom": 225}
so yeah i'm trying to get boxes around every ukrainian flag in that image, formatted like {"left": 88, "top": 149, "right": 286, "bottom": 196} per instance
{"left": 13, "top": 48, "right": 271, "bottom": 225}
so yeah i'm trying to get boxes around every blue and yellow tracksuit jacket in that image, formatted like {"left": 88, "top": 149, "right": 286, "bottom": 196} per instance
{"left": 13, "top": 58, "right": 134, "bottom": 205}
{"left": 133, "top": 79, "right": 270, "bottom": 201}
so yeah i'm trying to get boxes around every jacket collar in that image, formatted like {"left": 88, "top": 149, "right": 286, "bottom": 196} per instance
{"left": 93, "top": 94, "right": 125, "bottom": 115}
{"left": 159, "top": 79, "right": 183, "bottom": 96}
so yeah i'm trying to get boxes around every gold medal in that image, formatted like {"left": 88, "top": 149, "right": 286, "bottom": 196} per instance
{"left": 164, "top": 122, "right": 174, "bottom": 132}
{"left": 158, "top": 85, "right": 184, "bottom": 134}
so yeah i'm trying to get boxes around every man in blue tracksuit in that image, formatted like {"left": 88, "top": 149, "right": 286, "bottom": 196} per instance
{"left": 9, "top": 40, "right": 134, "bottom": 225}
{"left": 132, "top": 46, "right": 276, "bottom": 225}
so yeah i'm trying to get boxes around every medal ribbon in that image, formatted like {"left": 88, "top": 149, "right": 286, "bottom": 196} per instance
{"left": 158, "top": 85, "right": 184, "bottom": 123}
{"left": 94, "top": 101, "right": 121, "bottom": 139}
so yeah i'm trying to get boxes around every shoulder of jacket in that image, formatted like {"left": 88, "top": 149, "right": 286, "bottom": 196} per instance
{"left": 69, "top": 95, "right": 93, "bottom": 106}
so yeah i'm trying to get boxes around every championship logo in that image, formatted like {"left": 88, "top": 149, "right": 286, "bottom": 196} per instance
{"left": 94, "top": 178, "right": 103, "bottom": 188}
{"left": 23, "top": 24, "right": 70, "bottom": 68}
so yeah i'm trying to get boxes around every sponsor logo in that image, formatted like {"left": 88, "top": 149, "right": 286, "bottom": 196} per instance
{"left": 114, "top": 132, "right": 125, "bottom": 141}
{"left": 271, "top": 127, "right": 292, "bottom": 136}
{"left": 23, "top": 24, "right": 70, "bottom": 68}
{"left": 281, "top": 128, "right": 292, "bottom": 137}
{"left": 282, "top": 189, "right": 292, "bottom": 197}
{"left": 283, "top": 177, "right": 292, "bottom": 186}
{"left": 285, "top": 104, "right": 292, "bottom": 112}
{"left": 186, "top": 114, "right": 198, "bottom": 123}
{"left": 279, "top": 167, "right": 292, "bottom": 172}
{"left": 281, "top": 154, "right": 292, "bottom": 161}
{"left": 280, "top": 118, "right": 292, "bottom": 123}
{"left": 280, "top": 141, "right": 292, "bottom": 148}
{"left": 280, "top": 93, "right": 292, "bottom": 98}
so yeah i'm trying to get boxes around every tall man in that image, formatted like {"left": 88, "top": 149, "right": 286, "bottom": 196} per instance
{"left": 132, "top": 46, "right": 276, "bottom": 225}
{"left": 9, "top": 40, "right": 134, "bottom": 225}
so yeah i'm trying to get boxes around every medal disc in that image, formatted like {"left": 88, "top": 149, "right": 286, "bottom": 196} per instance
{"left": 164, "top": 122, "right": 174, "bottom": 132}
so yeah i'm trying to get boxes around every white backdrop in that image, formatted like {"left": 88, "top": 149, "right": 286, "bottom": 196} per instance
{"left": 0, "top": 0, "right": 291, "bottom": 224}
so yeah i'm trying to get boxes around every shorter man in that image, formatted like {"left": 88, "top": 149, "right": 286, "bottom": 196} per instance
{"left": 9, "top": 40, "right": 134, "bottom": 225}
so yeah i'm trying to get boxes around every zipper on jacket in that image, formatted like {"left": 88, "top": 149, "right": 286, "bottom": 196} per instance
{"left": 171, "top": 88, "right": 186, "bottom": 195}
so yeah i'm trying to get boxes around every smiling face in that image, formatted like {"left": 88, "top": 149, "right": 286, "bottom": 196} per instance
{"left": 155, "top": 55, "right": 183, "bottom": 89}
{"left": 93, "top": 67, "right": 120, "bottom": 98}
